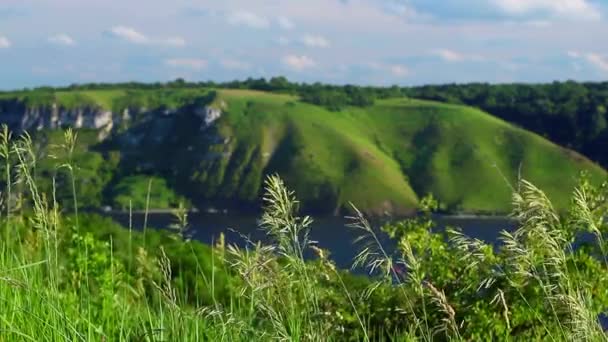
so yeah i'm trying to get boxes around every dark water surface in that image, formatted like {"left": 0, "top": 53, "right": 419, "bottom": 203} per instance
{"left": 105, "top": 212, "right": 516, "bottom": 269}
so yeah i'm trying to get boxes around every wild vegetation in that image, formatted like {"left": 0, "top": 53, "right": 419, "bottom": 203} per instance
{"left": 0, "top": 85, "right": 605, "bottom": 215}
{"left": 0, "top": 126, "right": 607, "bottom": 340}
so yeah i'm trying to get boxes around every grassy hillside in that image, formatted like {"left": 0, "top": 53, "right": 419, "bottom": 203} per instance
{"left": 190, "top": 89, "right": 605, "bottom": 214}
{"left": 1, "top": 87, "right": 605, "bottom": 214}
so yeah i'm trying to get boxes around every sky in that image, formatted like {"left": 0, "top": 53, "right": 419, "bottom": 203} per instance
{"left": 0, "top": 0, "right": 607, "bottom": 89}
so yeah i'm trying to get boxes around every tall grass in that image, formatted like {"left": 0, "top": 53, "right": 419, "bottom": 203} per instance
{"left": 0, "top": 125, "right": 607, "bottom": 341}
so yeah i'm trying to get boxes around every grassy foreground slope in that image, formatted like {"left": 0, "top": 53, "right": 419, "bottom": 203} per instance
{"left": 203, "top": 89, "right": 606, "bottom": 214}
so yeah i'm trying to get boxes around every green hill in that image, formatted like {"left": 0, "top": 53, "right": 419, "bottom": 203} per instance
{"left": 0, "top": 87, "right": 605, "bottom": 215}
{"left": 188, "top": 89, "right": 605, "bottom": 214}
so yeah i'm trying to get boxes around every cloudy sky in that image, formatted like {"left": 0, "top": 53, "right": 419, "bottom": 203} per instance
{"left": 0, "top": 0, "right": 607, "bottom": 89}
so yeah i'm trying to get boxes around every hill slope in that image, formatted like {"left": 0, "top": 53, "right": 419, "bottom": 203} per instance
{"left": 0, "top": 88, "right": 605, "bottom": 215}
{"left": 190, "top": 90, "right": 605, "bottom": 214}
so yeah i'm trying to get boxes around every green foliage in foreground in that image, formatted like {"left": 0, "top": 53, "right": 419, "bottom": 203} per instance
{"left": 30, "top": 129, "right": 119, "bottom": 209}
{"left": 0, "top": 126, "right": 608, "bottom": 341}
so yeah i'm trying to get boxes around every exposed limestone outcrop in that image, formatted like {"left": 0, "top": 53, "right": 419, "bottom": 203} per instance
{"left": 0, "top": 98, "right": 222, "bottom": 142}
{"left": 0, "top": 100, "right": 117, "bottom": 139}
{"left": 195, "top": 106, "right": 222, "bottom": 131}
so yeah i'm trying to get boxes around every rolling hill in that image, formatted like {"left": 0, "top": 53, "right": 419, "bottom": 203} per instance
{"left": 0, "top": 87, "right": 605, "bottom": 215}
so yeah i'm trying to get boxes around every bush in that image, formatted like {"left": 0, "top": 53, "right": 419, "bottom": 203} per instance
{"left": 110, "top": 175, "right": 188, "bottom": 210}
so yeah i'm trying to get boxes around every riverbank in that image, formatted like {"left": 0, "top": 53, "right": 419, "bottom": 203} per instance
{"left": 91, "top": 206, "right": 513, "bottom": 220}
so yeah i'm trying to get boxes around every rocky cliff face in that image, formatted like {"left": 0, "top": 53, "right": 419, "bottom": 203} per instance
{"left": 195, "top": 106, "right": 222, "bottom": 131}
{"left": 0, "top": 99, "right": 118, "bottom": 140}
{"left": 0, "top": 99, "right": 222, "bottom": 141}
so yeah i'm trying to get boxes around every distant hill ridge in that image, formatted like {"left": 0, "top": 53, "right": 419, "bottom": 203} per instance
{"left": 0, "top": 86, "right": 605, "bottom": 215}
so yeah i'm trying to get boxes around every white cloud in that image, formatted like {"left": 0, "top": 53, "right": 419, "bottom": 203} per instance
{"left": 282, "top": 55, "right": 316, "bottom": 70}
{"left": 433, "top": 49, "right": 486, "bottom": 62}
{"left": 108, "top": 26, "right": 149, "bottom": 44}
{"left": 390, "top": 65, "right": 409, "bottom": 77}
{"left": 48, "top": 34, "right": 76, "bottom": 46}
{"left": 277, "top": 16, "right": 295, "bottom": 30}
{"left": 585, "top": 53, "right": 608, "bottom": 72}
{"left": 301, "top": 34, "right": 331, "bottom": 48}
{"left": 106, "top": 26, "right": 186, "bottom": 47}
{"left": 567, "top": 51, "right": 608, "bottom": 72}
{"left": 162, "top": 36, "right": 186, "bottom": 47}
{"left": 0, "top": 36, "right": 10, "bottom": 48}
{"left": 165, "top": 58, "right": 207, "bottom": 70}
{"left": 434, "top": 49, "right": 464, "bottom": 62}
{"left": 384, "top": 0, "right": 600, "bottom": 22}
{"left": 227, "top": 11, "right": 269, "bottom": 29}
{"left": 221, "top": 59, "right": 251, "bottom": 70}
{"left": 492, "top": 0, "right": 600, "bottom": 20}
{"left": 381, "top": 0, "right": 422, "bottom": 19}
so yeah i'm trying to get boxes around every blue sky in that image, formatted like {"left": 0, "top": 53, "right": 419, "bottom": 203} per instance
{"left": 0, "top": 0, "right": 607, "bottom": 89}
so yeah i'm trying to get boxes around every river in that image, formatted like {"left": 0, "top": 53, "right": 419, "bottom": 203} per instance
{"left": 104, "top": 212, "right": 516, "bottom": 270}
